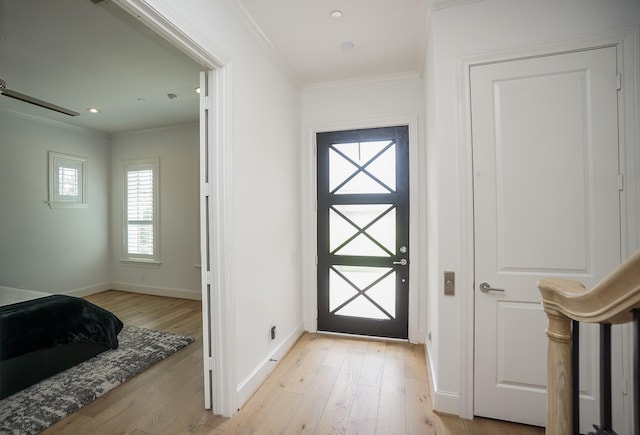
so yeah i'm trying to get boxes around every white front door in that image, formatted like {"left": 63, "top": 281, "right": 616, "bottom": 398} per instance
{"left": 472, "top": 46, "right": 621, "bottom": 429}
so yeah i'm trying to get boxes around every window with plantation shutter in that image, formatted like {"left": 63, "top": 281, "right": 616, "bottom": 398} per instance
{"left": 123, "top": 159, "right": 159, "bottom": 262}
{"left": 47, "top": 152, "right": 87, "bottom": 208}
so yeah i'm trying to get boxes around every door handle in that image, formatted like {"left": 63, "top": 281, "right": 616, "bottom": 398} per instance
{"left": 479, "top": 282, "right": 505, "bottom": 293}
{"left": 393, "top": 259, "right": 408, "bottom": 266}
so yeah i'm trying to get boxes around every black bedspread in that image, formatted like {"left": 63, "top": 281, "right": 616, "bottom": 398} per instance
{"left": 0, "top": 295, "right": 123, "bottom": 362}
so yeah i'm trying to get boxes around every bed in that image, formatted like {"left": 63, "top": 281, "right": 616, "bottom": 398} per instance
{"left": 0, "top": 286, "right": 123, "bottom": 399}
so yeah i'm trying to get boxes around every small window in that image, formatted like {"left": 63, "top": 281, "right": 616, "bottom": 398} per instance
{"left": 48, "top": 152, "right": 87, "bottom": 208}
{"left": 123, "top": 158, "right": 159, "bottom": 263}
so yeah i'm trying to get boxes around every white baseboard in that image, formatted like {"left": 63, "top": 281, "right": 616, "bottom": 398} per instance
{"left": 110, "top": 282, "right": 201, "bottom": 300}
{"left": 236, "top": 322, "right": 305, "bottom": 408}
{"left": 426, "top": 340, "right": 460, "bottom": 416}
{"left": 413, "top": 328, "right": 426, "bottom": 344}
{"left": 433, "top": 389, "right": 461, "bottom": 416}
{"left": 304, "top": 319, "right": 317, "bottom": 333}
{"left": 64, "top": 282, "right": 112, "bottom": 297}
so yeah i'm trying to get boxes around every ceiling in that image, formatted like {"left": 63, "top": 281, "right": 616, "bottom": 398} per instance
{"left": 0, "top": 0, "right": 427, "bottom": 134}
{"left": 230, "top": 0, "right": 427, "bottom": 85}
{"left": 0, "top": 0, "right": 202, "bottom": 134}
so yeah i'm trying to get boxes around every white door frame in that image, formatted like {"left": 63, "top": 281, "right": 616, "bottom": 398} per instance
{"left": 302, "top": 115, "right": 423, "bottom": 344}
{"left": 113, "top": 0, "right": 237, "bottom": 417}
{"left": 457, "top": 28, "right": 640, "bottom": 429}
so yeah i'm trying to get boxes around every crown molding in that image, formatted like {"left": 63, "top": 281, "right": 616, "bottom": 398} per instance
{"left": 432, "top": 0, "right": 483, "bottom": 11}
{"left": 0, "top": 106, "right": 109, "bottom": 137}
{"left": 303, "top": 71, "right": 422, "bottom": 92}
{"left": 223, "top": 0, "right": 301, "bottom": 89}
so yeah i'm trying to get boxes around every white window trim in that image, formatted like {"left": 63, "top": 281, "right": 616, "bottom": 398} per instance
{"left": 121, "top": 158, "right": 160, "bottom": 265}
{"left": 47, "top": 151, "right": 88, "bottom": 209}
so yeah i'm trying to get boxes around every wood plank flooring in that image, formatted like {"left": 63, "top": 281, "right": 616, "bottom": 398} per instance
{"left": 41, "top": 290, "right": 545, "bottom": 434}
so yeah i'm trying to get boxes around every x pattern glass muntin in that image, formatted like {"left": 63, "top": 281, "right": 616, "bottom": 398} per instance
{"left": 329, "top": 140, "right": 396, "bottom": 195}
{"left": 327, "top": 137, "right": 400, "bottom": 322}
{"left": 330, "top": 265, "right": 396, "bottom": 320}
{"left": 330, "top": 204, "right": 396, "bottom": 257}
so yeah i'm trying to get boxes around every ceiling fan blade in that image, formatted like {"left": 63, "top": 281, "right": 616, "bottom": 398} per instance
{"left": 0, "top": 88, "right": 80, "bottom": 117}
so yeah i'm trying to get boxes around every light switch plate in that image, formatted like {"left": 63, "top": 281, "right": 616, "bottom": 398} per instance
{"left": 444, "top": 271, "right": 455, "bottom": 295}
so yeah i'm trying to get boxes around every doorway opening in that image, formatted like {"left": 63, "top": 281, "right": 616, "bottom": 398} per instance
{"left": 115, "top": 0, "right": 235, "bottom": 417}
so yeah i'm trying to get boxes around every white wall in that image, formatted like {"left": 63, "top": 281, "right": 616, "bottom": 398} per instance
{"left": 109, "top": 123, "right": 201, "bottom": 299}
{"left": 301, "top": 74, "right": 426, "bottom": 341}
{"left": 302, "top": 75, "right": 424, "bottom": 128}
{"left": 142, "top": 0, "right": 303, "bottom": 407}
{"left": 0, "top": 109, "right": 110, "bottom": 294}
{"left": 425, "top": 0, "right": 640, "bottom": 417}
{"left": 0, "top": 111, "right": 201, "bottom": 299}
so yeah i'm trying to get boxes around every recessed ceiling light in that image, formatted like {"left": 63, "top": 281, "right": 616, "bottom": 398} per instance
{"left": 137, "top": 98, "right": 146, "bottom": 102}
{"left": 195, "top": 87, "right": 201, "bottom": 94}
{"left": 86, "top": 107, "right": 101, "bottom": 114}
{"left": 330, "top": 10, "right": 343, "bottom": 19}
{"left": 341, "top": 41, "right": 354, "bottom": 52}
{"left": 168, "top": 93, "right": 178, "bottom": 100}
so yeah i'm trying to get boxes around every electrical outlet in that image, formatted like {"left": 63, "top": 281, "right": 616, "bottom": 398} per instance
{"left": 270, "top": 325, "right": 276, "bottom": 340}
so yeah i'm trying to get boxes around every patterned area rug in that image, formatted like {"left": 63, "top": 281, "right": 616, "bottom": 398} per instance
{"left": 0, "top": 325, "right": 194, "bottom": 435}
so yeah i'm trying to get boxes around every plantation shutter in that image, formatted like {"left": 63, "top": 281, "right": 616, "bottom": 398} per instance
{"left": 58, "top": 166, "right": 79, "bottom": 197}
{"left": 126, "top": 166, "right": 154, "bottom": 256}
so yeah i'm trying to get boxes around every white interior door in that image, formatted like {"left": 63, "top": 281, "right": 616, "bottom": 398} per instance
{"left": 472, "top": 46, "right": 621, "bottom": 429}
{"left": 199, "top": 70, "right": 213, "bottom": 410}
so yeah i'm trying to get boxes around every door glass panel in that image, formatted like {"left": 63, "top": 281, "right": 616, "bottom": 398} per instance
{"left": 333, "top": 233, "right": 389, "bottom": 257}
{"left": 334, "top": 171, "right": 390, "bottom": 195}
{"left": 362, "top": 208, "right": 395, "bottom": 254}
{"left": 330, "top": 204, "right": 395, "bottom": 257}
{"left": 362, "top": 144, "right": 396, "bottom": 191}
{"left": 333, "top": 140, "right": 392, "bottom": 165}
{"left": 329, "top": 140, "right": 396, "bottom": 194}
{"left": 335, "top": 297, "right": 388, "bottom": 320}
{"left": 329, "top": 208, "right": 359, "bottom": 252}
{"left": 329, "top": 148, "right": 359, "bottom": 192}
{"left": 363, "top": 272, "right": 396, "bottom": 318}
{"left": 330, "top": 265, "right": 395, "bottom": 320}
{"left": 329, "top": 267, "right": 359, "bottom": 312}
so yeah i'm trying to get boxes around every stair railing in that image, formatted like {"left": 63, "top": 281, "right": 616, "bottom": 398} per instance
{"left": 538, "top": 250, "right": 640, "bottom": 435}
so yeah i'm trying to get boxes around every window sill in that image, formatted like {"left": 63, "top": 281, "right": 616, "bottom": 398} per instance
{"left": 120, "top": 258, "right": 162, "bottom": 268}
{"left": 45, "top": 201, "right": 88, "bottom": 209}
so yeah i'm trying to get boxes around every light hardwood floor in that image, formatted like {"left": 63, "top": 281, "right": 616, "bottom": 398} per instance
{"left": 42, "top": 290, "right": 544, "bottom": 434}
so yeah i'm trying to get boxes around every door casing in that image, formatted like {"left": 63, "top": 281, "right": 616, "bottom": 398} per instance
{"left": 303, "top": 116, "right": 422, "bottom": 343}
